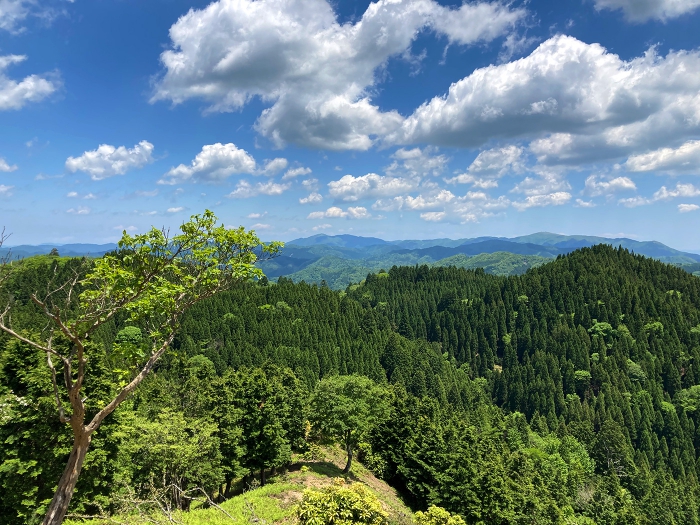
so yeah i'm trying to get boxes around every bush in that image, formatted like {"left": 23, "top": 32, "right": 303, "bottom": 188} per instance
{"left": 296, "top": 479, "right": 388, "bottom": 525}
{"left": 414, "top": 506, "right": 466, "bottom": 525}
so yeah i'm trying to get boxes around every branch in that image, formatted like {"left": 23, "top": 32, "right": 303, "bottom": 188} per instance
{"left": 46, "top": 343, "right": 70, "bottom": 424}
{"left": 0, "top": 307, "right": 64, "bottom": 358}
{"left": 86, "top": 330, "right": 177, "bottom": 433}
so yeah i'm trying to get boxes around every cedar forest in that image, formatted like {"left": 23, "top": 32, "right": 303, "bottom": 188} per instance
{"left": 2, "top": 237, "right": 700, "bottom": 524}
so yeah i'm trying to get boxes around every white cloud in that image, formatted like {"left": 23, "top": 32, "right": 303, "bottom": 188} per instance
{"left": 66, "top": 141, "right": 154, "bottom": 181}
{"left": 307, "top": 206, "right": 370, "bottom": 219}
{"left": 618, "top": 196, "right": 651, "bottom": 208}
{"left": 260, "top": 157, "right": 288, "bottom": 176}
{"left": 626, "top": 140, "right": 700, "bottom": 174}
{"left": 385, "top": 147, "right": 448, "bottom": 177}
{"left": 328, "top": 172, "right": 416, "bottom": 201}
{"left": 113, "top": 225, "right": 138, "bottom": 232}
{"left": 390, "top": 35, "right": 700, "bottom": 168}
{"left": 312, "top": 223, "right": 332, "bottom": 231}
{"left": 511, "top": 171, "right": 571, "bottom": 196}
{"left": 299, "top": 192, "right": 323, "bottom": 204}
{"left": 152, "top": 0, "right": 524, "bottom": 150}
{"left": 283, "top": 166, "right": 312, "bottom": 180}
{"left": 0, "top": 54, "right": 59, "bottom": 110}
{"left": 584, "top": 175, "right": 636, "bottom": 197}
{"left": 575, "top": 199, "right": 596, "bottom": 208}
{"left": 511, "top": 192, "right": 571, "bottom": 210}
{"left": 0, "top": 184, "right": 13, "bottom": 195}
{"left": 618, "top": 182, "right": 700, "bottom": 207}
{"left": 593, "top": 0, "right": 700, "bottom": 22}
{"left": 67, "top": 206, "right": 90, "bottom": 215}
{"left": 302, "top": 178, "right": 319, "bottom": 190}
{"left": 251, "top": 222, "right": 271, "bottom": 229}
{"left": 376, "top": 189, "right": 456, "bottom": 211}
{"left": 66, "top": 191, "right": 78, "bottom": 198}
{"left": 160, "top": 143, "right": 255, "bottom": 184}
{"left": 227, "top": 180, "right": 291, "bottom": 198}
{"left": 0, "top": 0, "right": 30, "bottom": 32}
{"left": 0, "top": 157, "right": 17, "bottom": 172}
{"left": 653, "top": 182, "right": 700, "bottom": 200}
{"left": 247, "top": 212, "right": 267, "bottom": 219}
{"left": 447, "top": 145, "right": 523, "bottom": 184}
{"left": 0, "top": 0, "right": 71, "bottom": 33}
{"left": 678, "top": 203, "right": 700, "bottom": 213}
{"left": 420, "top": 211, "right": 445, "bottom": 222}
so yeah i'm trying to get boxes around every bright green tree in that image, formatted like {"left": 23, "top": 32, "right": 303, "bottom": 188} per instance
{"left": 0, "top": 211, "right": 280, "bottom": 525}
{"left": 309, "top": 375, "right": 390, "bottom": 473}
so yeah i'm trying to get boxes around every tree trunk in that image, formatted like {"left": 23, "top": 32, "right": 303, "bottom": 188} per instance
{"left": 42, "top": 430, "right": 91, "bottom": 525}
{"left": 260, "top": 468, "right": 266, "bottom": 486}
{"left": 343, "top": 440, "right": 353, "bottom": 474}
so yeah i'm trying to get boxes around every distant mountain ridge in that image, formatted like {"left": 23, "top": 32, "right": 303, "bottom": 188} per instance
{"left": 273, "top": 232, "right": 700, "bottom": 288}
{"left": 0, "top": 243, "right": 118, "bottom": 259}
{"left": 3, "top": 234, "right": 699, "bottom": 289}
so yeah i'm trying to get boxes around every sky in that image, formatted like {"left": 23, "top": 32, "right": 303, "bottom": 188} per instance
{"left": 1, "top": 0, "right": 700, "bottom": 251}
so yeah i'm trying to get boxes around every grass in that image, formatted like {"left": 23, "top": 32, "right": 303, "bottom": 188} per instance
{"left": 65, "top": 446, "right": 415, "bottom": 525}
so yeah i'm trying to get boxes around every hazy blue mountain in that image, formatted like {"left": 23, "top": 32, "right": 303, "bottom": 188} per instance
{"left": 1, "top": 243, "right": 117, "bottom": 258}
{"left": 287, "top": 234, "right": 388, "bottom": 248}
{"left": 6, "top": 234, "right": 699, "bottom": 290}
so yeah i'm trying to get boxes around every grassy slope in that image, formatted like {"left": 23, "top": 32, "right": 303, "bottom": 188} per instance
{"left": 66, "top": 447, "right": 413, "bottom": 525}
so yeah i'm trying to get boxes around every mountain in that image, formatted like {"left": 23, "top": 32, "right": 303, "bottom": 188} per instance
{"left": 1, "top": 243, "right": 117, "bottom": 259}
{"left": 258, "top": 232, "right": 700, "bottom": 288}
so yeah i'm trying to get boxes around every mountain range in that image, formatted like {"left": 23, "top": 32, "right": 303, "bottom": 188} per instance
{"left": 260, "top": 232, "right": 700, "bottom": 289}
{"left": 4, "top": 233, "right": 700, "bottom": 289}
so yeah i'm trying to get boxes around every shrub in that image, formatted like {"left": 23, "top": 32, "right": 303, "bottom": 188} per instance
{"left": 414, "top": 506, "right": 466, "bottom": 525}
{"left": 296, "top": 479, "right": 388, "bottom": 525}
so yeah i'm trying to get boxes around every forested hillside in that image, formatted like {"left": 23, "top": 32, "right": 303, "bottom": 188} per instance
{"left": 2, "top": 246, "right": 700, "bottom": 524}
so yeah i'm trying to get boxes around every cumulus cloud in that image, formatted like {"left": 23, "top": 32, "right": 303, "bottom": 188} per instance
{"left": 260, "top": 157, "right": 288, "bottom": 176}
{"left": 0, "top": 157, "right": 17, "bottom": 172}
{"left": 283, "top": 167, "right": 312, "bottom": 180}
{"left": 160, "top": 143, "right": 256, "bottom": 184}
{"left": 67, "top": 206, "right": 90, "bottom": 215}
{"left": 618, "top": 182, "right": 700, "bottom": 207}
{"left": 372, "top": 189, "right": 455, "bottom": 211}
{"left": 0, "top": 0, "right": 71, "bottom": 33}
{"left": 447, "top": 145, "right": 523, "bottom": 184}
{"left": 0, "top": 0, "right": 30, "bottom": 32}
{"left": 512, "top": 192, "right": 571, "bottom": 210}
{"left": 0, "top": 54, "right": 59, "bottom": 110}
{"left": 299, "top": 192, "right": 323, "bottom": 204}
{"left": 385, "top": 147, "right": 448, "bottom": 177}
{"left": 167, "top": 207, "right": 185, "bottom": 213}
{"left": 593, "top": 0, "right": 700, "bottom": 22}
{"left": 420, "top": 211, "right": 446, "bottom": 221}
{"left": 0, "top": 184, "right": 13, "bottom": 195}
{"left": 307, "top": 206, "right": 370, "bottom": 219}
{"left": 66, "top": 141, "right": 155, "bottom": 181}
{"left": 584, "top": 175, "right": 637, "bottom": 197}
{"left": 653, "top": 182, "right": 700, "bottom": 200}
{"left": 227, "top": 180, "right": 291, "bottom": 198}
{"left": 312, "top": 223, "right": 332, "bottom": 231}
{"left": 390, "top": 35, "right": 700, "bottom": 167}
{"left": 575, "top": 199, "right": 596, "bottom": 208}
{"left": 679, "top": 203, "right": 700, "bottom": 213}
{"left": 152, "top": 0, "right": 524, "bottom": 150}
{"left": 511, "top": 171, "right": 571, "bottom": 196}
{"left": 328, "top": 172, "right": 417, "bottom": 201}
{"left": 626, "top": 140, "right": 700, "bottom": 174}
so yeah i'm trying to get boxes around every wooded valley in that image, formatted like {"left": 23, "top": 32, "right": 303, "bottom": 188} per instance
{"left": 2, "top": 245, "right": 700, "bottom": 524}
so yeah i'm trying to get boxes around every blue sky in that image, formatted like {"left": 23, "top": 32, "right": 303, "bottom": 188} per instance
{"left": 1, "top": 0, "right": 700, "bottom": 250}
